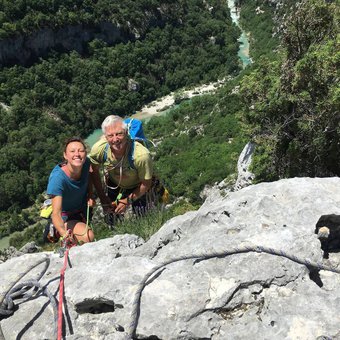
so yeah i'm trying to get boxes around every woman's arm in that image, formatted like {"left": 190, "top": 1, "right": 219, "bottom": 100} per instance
{"left": 51, "top": 195, "right": 67, "bottom": 237}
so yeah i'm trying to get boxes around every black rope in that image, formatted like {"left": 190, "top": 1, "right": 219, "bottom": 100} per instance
{"left": 0, "top": 257, "right": 52, "bottom": 340}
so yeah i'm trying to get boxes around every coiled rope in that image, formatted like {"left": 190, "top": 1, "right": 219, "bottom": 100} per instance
{"left": 0, "top": 234, "right": 76, "bottom": 340}
{"left": 125, "top": 244, "right": 340, "bottom": 339}
{"left": 0, "top": 256, "right": 53, "bottom": 340}
{"left": 2, "top": 280, "right": 57, "bottom": 335}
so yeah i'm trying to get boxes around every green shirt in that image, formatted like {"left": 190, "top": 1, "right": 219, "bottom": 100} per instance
{"left": 89, "top": 138, "right": 153, "bottom": 189}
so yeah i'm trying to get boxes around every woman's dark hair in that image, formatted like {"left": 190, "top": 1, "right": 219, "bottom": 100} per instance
{"left": 63, "top": 137, "right": 87, "bottom": 153}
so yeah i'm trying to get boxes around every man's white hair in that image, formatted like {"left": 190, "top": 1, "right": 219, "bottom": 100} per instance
{"left": 101, "top": 115, "right": 127, "bottom": 134}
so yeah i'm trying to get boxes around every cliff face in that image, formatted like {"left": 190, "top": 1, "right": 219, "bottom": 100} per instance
{"left": 1, "top": 177, "right": 340, "bottom": 339}
{"left": 0, "top": 2, "right": 171, "bottom": 68}
{"left": 0, "top": 22, "right": 133, "bottom": 67}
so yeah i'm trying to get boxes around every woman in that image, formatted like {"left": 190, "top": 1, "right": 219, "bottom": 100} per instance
{"left": 47, "top": 137, "right": 95, "bottom": 244}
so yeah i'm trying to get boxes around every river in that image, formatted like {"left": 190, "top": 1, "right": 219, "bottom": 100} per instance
{"left": 86, "top": 0, "right": 251, "bottom": 146}
{"left": 228, "top": 0, "right": 252, "bottom": 68}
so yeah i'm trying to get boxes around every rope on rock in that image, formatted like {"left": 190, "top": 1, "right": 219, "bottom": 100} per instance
{"left": 0, "top": 227, "right": 82, "bottom": 340}
{"left": 57, "top": 230, "right": 77, "bottom": 340}
{"left": 57, "top": 247, "right": 69, "bottom": 340}
{"left": 1, "top": 244, "right": 340, "bottom": 340}
{"left": 2, "top": 280, "right": 57, "bottom": 336}
{"left": 0, "top": 256, "right": 51, "bottom": 340}
{"left": 125, "top": 244, "right": 340, "bottom": 339}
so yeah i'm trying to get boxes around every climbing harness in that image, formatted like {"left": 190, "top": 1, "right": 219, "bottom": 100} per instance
{"left": 125, "top": 244, "right": 340, "bottom": 339}
{"left": 44, "top": 203, "right": 93, "bottom": 245}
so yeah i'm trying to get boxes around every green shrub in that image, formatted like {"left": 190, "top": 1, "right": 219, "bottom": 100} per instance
{"left": 94, "top": 201, "right": 199, "bottom": 242}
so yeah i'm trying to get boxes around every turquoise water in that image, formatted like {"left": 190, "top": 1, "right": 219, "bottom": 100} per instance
{"left": 238, "top": 32, "right": 251, "bottom": 68}
{"left": 228, "top": 0, "right": 252, "bottom": 68}
{"left": 85, "top": 129, "right": 103, "bottom": 147}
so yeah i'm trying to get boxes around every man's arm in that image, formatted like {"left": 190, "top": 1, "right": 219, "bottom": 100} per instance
{"left": 129, "top": 179, "right": 152, "bottom": 201}
{"left": 114, "top": 178, "right": 152, "bottom": 214}
{"left": 114, "top": 144, "right": 153, "bottom": 214}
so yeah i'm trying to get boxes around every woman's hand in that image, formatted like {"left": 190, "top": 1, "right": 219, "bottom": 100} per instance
{"left": 87, "top": 196, "right": 96, "bottom": 208}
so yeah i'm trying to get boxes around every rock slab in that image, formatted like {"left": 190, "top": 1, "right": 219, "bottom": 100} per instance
{"left": 1, "top": 177, "right": 340, "bottom": 339}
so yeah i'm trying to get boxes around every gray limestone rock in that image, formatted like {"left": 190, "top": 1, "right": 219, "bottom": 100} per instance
{"left": 0, "top": 246, "right": 23, "bottom": 264}
{"left": 19, "top": 241, "right": 40, "bottom": 254}
{"left": 1, "top": 177, "right": 340, "bottom": 340}
{"left": 234, "top": 141, "right": 255, "bottom": 191}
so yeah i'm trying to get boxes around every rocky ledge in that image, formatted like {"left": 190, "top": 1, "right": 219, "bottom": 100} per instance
{"left": 1, "top": 177, "right": 340, "bottom": 339}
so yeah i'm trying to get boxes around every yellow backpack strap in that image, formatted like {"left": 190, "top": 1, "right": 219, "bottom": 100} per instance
{"left": 40, "top": 199, "right": 53, "bottom": 219}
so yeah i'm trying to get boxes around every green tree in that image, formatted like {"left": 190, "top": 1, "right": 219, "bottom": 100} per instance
{"left": 240, "top": 0, "right": 339, "bottom": 180}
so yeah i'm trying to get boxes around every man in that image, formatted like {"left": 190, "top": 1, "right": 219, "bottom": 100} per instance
{"left": 89, "top": 115, "right": 153, "bottom": 219}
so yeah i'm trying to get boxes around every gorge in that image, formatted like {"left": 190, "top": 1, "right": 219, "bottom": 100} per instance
{"left": 85, "top": 0, "right": 251, "bottom": 146}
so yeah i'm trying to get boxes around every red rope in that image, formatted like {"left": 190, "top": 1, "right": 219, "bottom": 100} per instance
{"left": 57, "top": 247, "right": 69, "bottom": 340}
{"left": 57, "top": 231, "right": 76, "bottom": 340}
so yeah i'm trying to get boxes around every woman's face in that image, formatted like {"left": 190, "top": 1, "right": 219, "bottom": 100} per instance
{"left": 63, "top": 141, "right": 86, "bottom": 167}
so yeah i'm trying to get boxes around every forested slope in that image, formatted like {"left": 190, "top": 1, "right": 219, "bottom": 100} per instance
{"left": 0, "top": 0, "right": 240, "bottom": 238}
{"left": 0, "top": 0, "right": 182, "bottom": 40}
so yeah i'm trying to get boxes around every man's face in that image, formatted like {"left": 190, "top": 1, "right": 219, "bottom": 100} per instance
{"left": 104, "top": 122, "right": 128, "bottom": 153}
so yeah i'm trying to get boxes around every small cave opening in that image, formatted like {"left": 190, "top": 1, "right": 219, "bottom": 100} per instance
{"left": 75, "top": 300, "right": 118, "bottom": 314}
{"left": 315, "top": 214, "right": 340, "bottom": 259}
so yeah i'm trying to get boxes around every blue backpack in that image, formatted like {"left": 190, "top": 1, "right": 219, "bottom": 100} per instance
{"left": 103, "top": 118, "right": 150, "bottom": 169}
